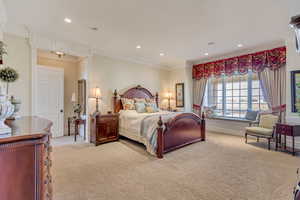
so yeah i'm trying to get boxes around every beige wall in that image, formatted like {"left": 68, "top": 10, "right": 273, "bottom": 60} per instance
{"left": 88, "top": 54, "right": 170, "bottom": 114}
{"left": 167, "top": 66, "right": 193, "bottom": 112}
{"left": 2, "top": 33, "right": 32, "bottom": 116}
{"left": 37, "top": 56, "right": 80, "bottom": 135}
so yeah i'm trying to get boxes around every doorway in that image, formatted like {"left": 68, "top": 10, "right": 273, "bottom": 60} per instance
{"left": 34, "top": 49, "right": 87, "bottom": 141}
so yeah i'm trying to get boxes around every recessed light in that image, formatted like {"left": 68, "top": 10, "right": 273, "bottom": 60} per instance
{"left": 160, "top": 53, "right": 165, "bottom": 56}
{"left": 136, "top": 45, "right": 141, "bottom": 49}
{"left": 64, "top": 18, "right": 72, "bottom": 23}
{"left": 237, "top": 44, "right": 243, "bottom": 47}
{"left": 204, "top": 53, "right": 209, "bottom": 56}
{"left": 51, "top": 51, "right": 65, "bottom": 58}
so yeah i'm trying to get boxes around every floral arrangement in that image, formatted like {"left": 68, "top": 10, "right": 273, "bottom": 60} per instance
{"left": 0, "top": 67, "right": 19, "bottom": 83}
{"left": 0, "top": 67, "right": 19, "bottom": 94}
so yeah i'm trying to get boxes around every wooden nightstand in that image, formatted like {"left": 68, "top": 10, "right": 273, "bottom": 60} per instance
{"left": 90, "top": 113, "right": 119, "bottom": 146}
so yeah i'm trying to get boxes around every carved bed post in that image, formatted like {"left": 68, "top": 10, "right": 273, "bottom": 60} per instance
{"left": 155, "top": 92, "right": 159, "bottom": 108}
{"left": 157, "top": 116, "right": 164, "bottom": 159}
{"left": 201, "top": 112, "right": 206, "bottom": 141}
{"left": 113, "top": 89, "right": 118, "bottom": 113}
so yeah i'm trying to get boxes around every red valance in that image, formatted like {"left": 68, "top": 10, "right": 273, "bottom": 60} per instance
{"left": 192, "top": 46, "right": 286, "bottom": 79}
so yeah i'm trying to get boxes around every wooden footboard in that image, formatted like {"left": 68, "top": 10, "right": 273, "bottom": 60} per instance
{"left": 157, "top": 112, "right": 205, "bottom": 159}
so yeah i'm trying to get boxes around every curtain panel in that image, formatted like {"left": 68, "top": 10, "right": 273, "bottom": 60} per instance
{"left": 258, "top": 66, "right": 286, "bottom": 122}
{"left": 192, "top": 47, "right": 286, "bottom": 80}
{"left": 193, "top": 78, "right": 207, "bottom": 116}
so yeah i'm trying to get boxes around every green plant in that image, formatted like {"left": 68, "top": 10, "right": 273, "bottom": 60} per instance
{"left": 0, "top": 67, "right": 19, "bottom": 94}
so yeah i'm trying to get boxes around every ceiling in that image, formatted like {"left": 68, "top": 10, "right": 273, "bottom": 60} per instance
{"left": 4, "top": 0, "right": 290, "bottom": 69}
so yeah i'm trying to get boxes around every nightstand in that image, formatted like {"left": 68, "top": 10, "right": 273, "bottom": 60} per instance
{"left": 90, "top": 113, "right": 119, "bottom": 146}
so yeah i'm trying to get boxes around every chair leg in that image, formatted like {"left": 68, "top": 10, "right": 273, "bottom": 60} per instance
{"left": 245, "top": 133, "right": 247, "bottom": 143}
{"left": 268, "top": 138, "right": 271, "bottom": 150}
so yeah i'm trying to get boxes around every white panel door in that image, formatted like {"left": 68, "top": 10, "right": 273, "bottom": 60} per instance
{"left": 36, "top": 66, "right": 64, "bottom": 137}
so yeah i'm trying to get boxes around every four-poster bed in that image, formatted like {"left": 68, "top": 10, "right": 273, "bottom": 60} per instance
{"left": 113, "top": 85, "right": 206, "bottom": 158}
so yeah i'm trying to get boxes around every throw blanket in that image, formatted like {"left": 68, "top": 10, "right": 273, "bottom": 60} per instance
{"left": 140, "top": 112, "right": 178, "bottom": 155}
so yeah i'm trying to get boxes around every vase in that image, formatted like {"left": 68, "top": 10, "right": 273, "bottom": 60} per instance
{"left": 0, "top": 94, "right": 14, "bottom": 134}
{"left": 7, "top": 96, "right": 21, "bottom": 120}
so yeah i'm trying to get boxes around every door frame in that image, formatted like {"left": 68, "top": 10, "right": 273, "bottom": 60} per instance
{"left": 31, "top": 48, "right": 91, "bottom": 141}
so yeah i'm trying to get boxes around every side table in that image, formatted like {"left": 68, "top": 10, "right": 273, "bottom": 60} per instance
{"left": 275, "top": 123, "right": 300, "bottom": 156}
{"left": 68, "top": 117, "right": 86, "bottom": 141}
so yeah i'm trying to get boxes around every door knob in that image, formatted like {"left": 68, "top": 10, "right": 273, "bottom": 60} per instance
{"left": 60, "top": 109, "right": 64, "bottom": 113}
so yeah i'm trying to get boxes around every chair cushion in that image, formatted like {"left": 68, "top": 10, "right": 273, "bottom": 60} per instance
{"left": 259, "top": 114, "right": 279, "bottom": 129}
{"left": 245, "top": 127, "right": 273, "bottom": 136}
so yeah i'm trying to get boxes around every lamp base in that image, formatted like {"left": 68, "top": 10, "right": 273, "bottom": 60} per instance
{"left": 92, "top": 111, "right": 101, "bottom": 118}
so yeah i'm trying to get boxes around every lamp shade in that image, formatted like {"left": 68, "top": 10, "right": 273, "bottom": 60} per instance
{"left": 165, "top": 92, "right": 172, "bottom": 98}
{"left": 91, "top": 87, "right": 101, "bottom": 99}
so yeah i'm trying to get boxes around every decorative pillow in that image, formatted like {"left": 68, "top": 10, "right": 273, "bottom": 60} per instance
{"left": 145, "top": 102, "right": 159, "bottom": 113}
{"left": 145, "top": 106, "right": 155, "bottom": 113}
{"left": 135, "top": 102, "right": 146, "bottom": 113}
{"left": 134, "top": 98, "right": 146, "bottom": 103}
{"left": 245, "top": 110, "right": 258, "bottom": 121}
{"left": 121, "top": 98, "right": 135, "bottom": 110}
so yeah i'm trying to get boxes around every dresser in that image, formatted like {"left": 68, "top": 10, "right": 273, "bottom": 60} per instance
{"left": 275, "top": 123, "right": 300, "bottom": 155}
{"left": 90, "top": 113, "right": 119, "bottom": 146}
{"left": 0, "top": 117, "right": 53, "bottom": 200}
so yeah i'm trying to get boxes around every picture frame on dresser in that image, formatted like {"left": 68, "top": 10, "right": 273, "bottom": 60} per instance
{"left": 175, "top": 83, "right": 184, "bottom": 107}
{"left": 291, "top": 70, "right": 300, "bottom": 112}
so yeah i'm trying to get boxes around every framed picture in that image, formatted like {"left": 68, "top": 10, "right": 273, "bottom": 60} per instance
{"left": 78, "top": 79, "right": 87, "bottom": 115}
{"left": 291, "top": 70, "right": 300, "bottom": 112}
{"left": 175, "top": 83, "right": 184, "bottom": 107}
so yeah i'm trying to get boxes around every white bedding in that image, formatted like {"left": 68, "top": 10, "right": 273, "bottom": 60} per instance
{"left": 119, "top": 109, "right": 173, "bottom": 153}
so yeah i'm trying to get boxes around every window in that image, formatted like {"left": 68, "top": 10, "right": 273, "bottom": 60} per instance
{"left": 205, "top": 72, "right": 268, "bottom": 119}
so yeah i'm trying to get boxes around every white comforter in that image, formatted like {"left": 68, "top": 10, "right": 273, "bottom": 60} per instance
{"left": 119, "top": 110, "right": 177, "bottom": 155}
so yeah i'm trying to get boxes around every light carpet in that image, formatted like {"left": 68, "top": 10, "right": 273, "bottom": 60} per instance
{"left": 52, "top": 132, "right": 300, "bottom": 200}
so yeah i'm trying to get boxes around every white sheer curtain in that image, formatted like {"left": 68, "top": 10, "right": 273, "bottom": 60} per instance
{"left": 193, "top": 78, "right": 207, "bottom": 116}
{"left": 258, "top": 66, "right": 286, "bottom": 121}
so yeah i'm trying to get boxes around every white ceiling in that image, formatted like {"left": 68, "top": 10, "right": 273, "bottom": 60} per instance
{"left": 4, "top": 0, "right": 290, "bottom": 68}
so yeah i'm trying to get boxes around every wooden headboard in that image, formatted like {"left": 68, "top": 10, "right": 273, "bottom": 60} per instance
{"left": 113, "top": 85, "right": 159, "bottom": 113}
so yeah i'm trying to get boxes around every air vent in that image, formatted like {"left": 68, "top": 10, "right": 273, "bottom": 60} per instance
{"left": 89, "top": 27, "right": 99, "bottom": 31}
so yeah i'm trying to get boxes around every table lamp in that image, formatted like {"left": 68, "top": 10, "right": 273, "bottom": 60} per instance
{"left": 165, "top": 92, "right": 172, "bottom": 111}
{"left": 90, "top": 87, "right": 101, "bottom": 114}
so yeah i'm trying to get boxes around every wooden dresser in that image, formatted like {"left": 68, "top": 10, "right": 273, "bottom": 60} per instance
{"left": 90, "top": 113, "right": 119, "bottom": 146}
{"left": 0, "top": 116, "right": 53, "bottom": 200}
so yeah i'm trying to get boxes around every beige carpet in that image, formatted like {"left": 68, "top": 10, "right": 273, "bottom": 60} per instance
{"left": 52, "top": 132, "right": 300, "bottom": 200}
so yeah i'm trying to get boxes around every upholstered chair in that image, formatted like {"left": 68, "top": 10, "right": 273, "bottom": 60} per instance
{"left": 245, "top": 114, "right": 279, "bottom": 150}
